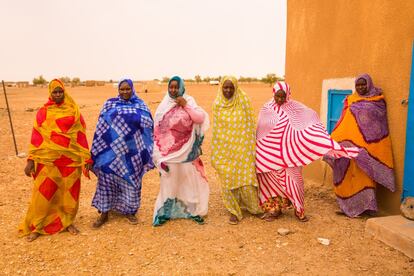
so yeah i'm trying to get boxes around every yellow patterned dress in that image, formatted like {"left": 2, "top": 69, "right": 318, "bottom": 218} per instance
{"left": 211, "top": 76, "right": 261, "bottom": 220}
{"left": 19, "top": 79, "right": 91, "bottom": 236}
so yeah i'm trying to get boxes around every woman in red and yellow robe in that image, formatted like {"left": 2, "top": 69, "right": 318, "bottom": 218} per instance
{"left": 19, "top": 79, "right": 91, "bottom": 241}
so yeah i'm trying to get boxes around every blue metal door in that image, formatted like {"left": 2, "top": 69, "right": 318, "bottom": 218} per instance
{"left": 327, "top": 89, "right": 352, "bottom": 133}
{"left": 402, "top": 41, "right": 414, "bottom": 199}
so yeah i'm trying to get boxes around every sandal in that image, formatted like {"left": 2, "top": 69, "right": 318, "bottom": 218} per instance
{"left": 126, "top": 214, "right": 138, "bottom": 225}
{"left": 295, "top": 211, "right": 309, "bottom": 222}
{"left": 261, "top": 211, "right": 281, "bottom": 222}
{"left": 92, "top": 212, "right": 108, "bottom": 228}
{"left": 228, "top": 214, "right": 239, "bottom": 225}
{"left": 335, "top": 210, "right": 346, "bottom": 216}
{"left": 67, "top": 225, "right": 80, "bottom": 235}
{"left": 191, "top": 215, "right": 205, "bottom": 225}
{"left": 26, "top": 232, "right": 40, "bottom": 242}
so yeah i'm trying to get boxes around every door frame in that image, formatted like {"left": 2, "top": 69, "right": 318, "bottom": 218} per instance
{"left": 402, "top": 41, "right": 414, "bottom": 199}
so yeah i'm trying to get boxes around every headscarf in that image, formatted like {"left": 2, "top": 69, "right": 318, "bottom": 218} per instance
{"left": 153, "top": 76, "right": 209, "bottom": 170}
{"left": 167, "top": 76, "right": 185, "bottom": 99}
{"left": 272, "top": 81, "right": 291, "bottom": 101}
{"left": 91, "top": 78, "right": 154, "bottom": 185}
{"left": 213, "top": 76, "right": 246, "bottom": 109}
{"left": 28, "top": 79, "right": 91, "bottom": 167}
{"left": 117, "top": 78, "right": 138, "bottom": 100}
{"left": 256, "top": 81, "right": 359, "bottom": 173}
{"left": 211, "top": 76, "right": 258, "bottom": 189}
{"left": 355, "top": 73, "right": 382, "bottom": 97}
{"left": 47, "top": 79, "right": 80, "bottom": 118}
{"left": 154, "top": 76, "right": 189, "bottom": 123}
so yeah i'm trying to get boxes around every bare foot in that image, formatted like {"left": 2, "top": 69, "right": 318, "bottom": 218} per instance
{"left": 26, "top": 232, "right": 40, "bottom": 242}
{"left": 92, "top": 212, "right": 108, "bottom": 229}
{"left": 228, "top": 214, "right": 239, "bottom": 225}
{"left": 67, "top": 225, "right": 80, "bottom": 235}
{"left": 126, "top": 214, "right": 138, "bottom": 225}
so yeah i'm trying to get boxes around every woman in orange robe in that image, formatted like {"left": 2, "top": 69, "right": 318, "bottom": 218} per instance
{"left": 326, "top": 74, "right": 395, "bottom": 217}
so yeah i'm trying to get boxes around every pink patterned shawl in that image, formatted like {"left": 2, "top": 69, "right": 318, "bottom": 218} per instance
{"left": 153, "top": 92, "right": 209, "bottom": 169}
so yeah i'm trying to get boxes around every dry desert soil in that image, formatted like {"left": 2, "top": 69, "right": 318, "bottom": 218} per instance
{"left": 0, "top": 83, "right": 412, "bottom": 275}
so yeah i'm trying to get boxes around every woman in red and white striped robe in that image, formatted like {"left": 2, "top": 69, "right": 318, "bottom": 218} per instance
{"left": 255, "top": 82, "right": 359, "bottom": 222}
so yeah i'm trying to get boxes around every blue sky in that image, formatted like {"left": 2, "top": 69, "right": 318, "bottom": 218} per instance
{"left": 1, "top": 0, "right": 286, "bottom": 81}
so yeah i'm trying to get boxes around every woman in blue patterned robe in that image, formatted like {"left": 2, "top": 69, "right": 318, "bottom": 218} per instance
{"left": 90, "top": 78, "right": 154, "bottom": 227}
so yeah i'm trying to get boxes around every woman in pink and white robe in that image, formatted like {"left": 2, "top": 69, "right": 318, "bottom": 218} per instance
{"left": 255, "top": 81, "right": 359, "bottom": 222}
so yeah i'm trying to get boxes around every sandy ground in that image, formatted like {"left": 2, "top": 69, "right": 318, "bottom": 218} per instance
{"left": 0, "top": 83, "right": 413, "bottom": 275}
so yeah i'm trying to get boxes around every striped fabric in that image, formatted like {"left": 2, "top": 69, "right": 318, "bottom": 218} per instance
{"left": 256, "top": 100, "right": 359, "bottom": 173}
{"left": 256, "top": 82, "right": 359, "bottom": 216}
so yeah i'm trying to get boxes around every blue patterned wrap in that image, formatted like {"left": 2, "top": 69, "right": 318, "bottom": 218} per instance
{"left": 91, "top": 79, "right": 154, "bottom": 214}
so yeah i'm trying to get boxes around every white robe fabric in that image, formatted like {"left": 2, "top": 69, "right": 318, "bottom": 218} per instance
{"left": 152, "top": 92, "right": 210, "bottom": 225}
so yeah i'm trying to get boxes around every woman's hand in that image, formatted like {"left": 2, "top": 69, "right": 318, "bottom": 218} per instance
{"left": 175, "top": 96, "right": 187, "bottom": 107}
{"left": 24, "top": 160, "right": 35, "bottom": 177}
{"left": 84, "top": 163, "right": 92, "bottom": 172}
{"left": 83, "top": 163, "right": 94, "bottom": 178}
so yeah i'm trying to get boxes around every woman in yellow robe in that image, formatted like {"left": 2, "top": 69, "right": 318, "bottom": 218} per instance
{"left": 211, "top": 76, "right": 261, "bottom": 224}
{"left": 19, "top": 79, "right": 92, "bottom": 241}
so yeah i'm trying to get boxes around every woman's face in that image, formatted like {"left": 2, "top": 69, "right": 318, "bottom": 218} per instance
{"left": 119, "top": 81, "right": 132, "bottom": 100}
{"left": 355, "top": 78, "right": 368, "bottom": 95}
{"left": 168, "top": 80, "right": 180, "bottom": 98}
{"left": 51, "top": 87, "right": 64, "bottom": 104}
{"left": 222, "top": 80, "right": 235, "bottom": 100}
{"left": 273, "top": 89, "right": 287, "bottom": 106}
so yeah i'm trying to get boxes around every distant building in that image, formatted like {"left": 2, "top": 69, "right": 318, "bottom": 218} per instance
{"left": 17, "top": 81, "right": 29, "bottom": 88}
{"left": 3, "top": 82, "right": 16, "bottom": 87}
{"left": 2, "top": 81, "right": 29, "bottom": 88}
{"left": 85, "top": 80, "right": 96, "bottom": 87}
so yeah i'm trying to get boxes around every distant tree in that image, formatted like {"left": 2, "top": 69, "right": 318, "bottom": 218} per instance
{"left": 239, "top": 76, "right": 255, "bottom": 82}
{"left": 71, "top": 77, "right": 81, "bottom": 86}
{"left": 162, "top": 76, "right": 170, "bottom": 83}
{"left": 109, "top": 79, "right": 113, "bottom": 83}
{"left": 261, "top": 73, "right": 284, "bottom": 86}
{"left": 33, "top": 75, "right": 47, "bottom": 85}
{"left": 60, "top": 76, "right": 71, "bottom": 84}
{"left": 194, "top": 75, "right": 202, "bottom": 83}
{"left": 202, "top": 76, "right": 211, "bottom": 82}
